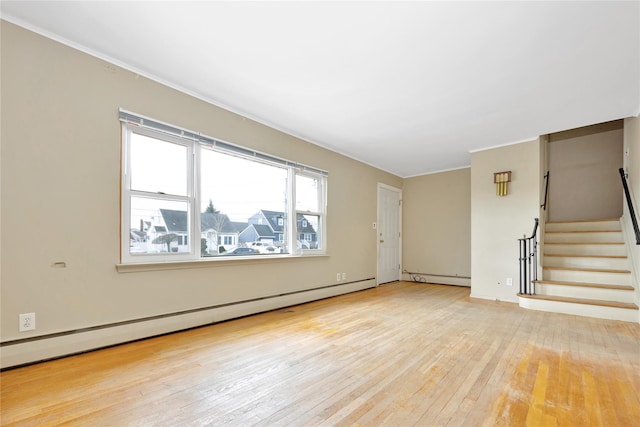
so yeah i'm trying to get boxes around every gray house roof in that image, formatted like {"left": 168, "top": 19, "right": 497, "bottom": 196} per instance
{"left": 201, "top": 212, "right": 237, "bottom": 234}
{"left": 159, "top": 209, "right": 188, "bottom": 232}
{"left": 252, "top": 224, "right": 275, "bottom": 238}
{"left": 130, "top": 230, "right": 146, "bottom": 241}
{"left": 230, "top": 222, "right": 249, "bottom": 233}
{"left": 250, "top": 210, "right": 316, "bottom": 234}
{"left": 296, "top": 215, "right": 316, "bottom": 233}
{"left": 238, "top": 223, "right": 274, "bottom": 244}
{"left": 157, "top": 209, "right": 316, "bottom": 240}
{"left": 258, "top": 210, "right": 286, "bottom": 232}
{"left": 159, "top": 209, "right": 237, "bottom": 234}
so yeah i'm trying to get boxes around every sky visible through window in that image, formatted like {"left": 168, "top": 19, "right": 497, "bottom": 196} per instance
{"left": 130, "top": 133, "right": 318, "bottom": 225}
{"left": 200, "top": 148, "right": 287, "bottom": 221}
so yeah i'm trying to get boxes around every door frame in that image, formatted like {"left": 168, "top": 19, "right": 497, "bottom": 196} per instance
{"left": 377, "top": 183, "right": 402, "bottom": 285}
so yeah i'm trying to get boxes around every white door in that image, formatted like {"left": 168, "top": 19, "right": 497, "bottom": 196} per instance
{"left": 377, "top": 184, "right": 401, "bottom": 284}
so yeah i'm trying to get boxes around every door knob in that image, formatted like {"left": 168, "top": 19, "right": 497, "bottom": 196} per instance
{"left": 380, "top": 239, "right": 384, "bottom": 243}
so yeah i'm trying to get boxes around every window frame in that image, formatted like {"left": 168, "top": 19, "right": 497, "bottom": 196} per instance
{"left": 122, "top": 126, "right": 197, "bottom": 264}
{"left": 294, "top": 170, "right": 327, "bottom": 254}
{"left": 120, "top": 111, "right": 327, "bottom": 264}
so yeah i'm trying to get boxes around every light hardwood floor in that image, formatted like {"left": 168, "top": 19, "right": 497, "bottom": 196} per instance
{"left": 1, "top": 281, "right": 639, "bottom": 426}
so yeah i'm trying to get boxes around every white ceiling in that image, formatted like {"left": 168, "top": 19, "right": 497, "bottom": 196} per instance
{"left": 2, "top": 1, "right": 639, "bottom": 177}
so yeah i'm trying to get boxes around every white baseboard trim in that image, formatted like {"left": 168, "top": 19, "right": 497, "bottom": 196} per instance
{"left": 1, "top": 279, "right": 375, "bottom": 369}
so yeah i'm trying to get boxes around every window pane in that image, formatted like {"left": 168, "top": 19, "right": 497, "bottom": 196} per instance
{"left": 200, "top": 148, "right": 289, "bottom": 256}
{"left": 130, "top": 132, "right": 188, "bottom": 196}
{"left": 129, "top": 197, "right": 190, "bottom": 255}
{"left": 296, "top": 174, "right": 320, "bottom": 212}
{"left": 297, "top": 214, "right": 320, "bottom": 249}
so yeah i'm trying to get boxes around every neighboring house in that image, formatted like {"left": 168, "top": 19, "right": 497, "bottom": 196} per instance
{"left": 230, "top": 222, "right": 249, "bottom": 236}
{"left": 297, "top": 215, "right": 317, "bottom": 249}
{"left": 129, "top": 229, "right": 147, "bottom": 253}
{"left": 140, "top": 209, "right": 239, "bottom": 254}
{"left": 145, "top": 224, "right": 170, "bottom": 252}
{"left": 239, "top": 223, "right": 276, "bottom": 245}
{"left": 137, "top": 209, "right": 317, "bottom": 254}
{"left": 246, "top": 209, "right": 317, "bottom": 249}
{"left": 248, "top": 210, "right": 287, "bottom": 242}
{"left": 229, "top": 222, "right": 249, "bottom": 249}
{"left": 145, "top": 210, "right": 189, "bottom": 253}
{"left": 201, "top": 212, "right": 240, "bottom": 254}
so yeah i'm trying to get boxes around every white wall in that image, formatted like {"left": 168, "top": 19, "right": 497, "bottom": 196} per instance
{"left": 470, "top": 140, "right": 541, "bottom": 303}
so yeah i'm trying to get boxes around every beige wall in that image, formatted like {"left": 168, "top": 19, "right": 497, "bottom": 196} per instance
{"left": 548, "top": 124, "right": 623, "bottom": 221}
{"left": 470, "top": 140, "right": 541, "bottom": 303}
{"left": 402, "top": 168, "right": 470, "bottom": 286}
{"left": 0, "top": 22, "right": 402, "bottom": 366}
{"left": 624, "top": 116, "right": 640, "bottom": 204}
{"left": 623, "top": 116, "right": 640, "bottom": 316}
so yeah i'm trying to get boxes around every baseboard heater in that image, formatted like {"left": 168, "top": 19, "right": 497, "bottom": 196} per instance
{"left": 404, "top": 271, "right": 471, "bottom": 286}
{"left": 1, "top": 278, "right": 375, "bottom": 370}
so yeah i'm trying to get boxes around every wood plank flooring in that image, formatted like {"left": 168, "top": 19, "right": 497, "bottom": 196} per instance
{"left": 1, "top": 281, "right": 639, "bottom": 426}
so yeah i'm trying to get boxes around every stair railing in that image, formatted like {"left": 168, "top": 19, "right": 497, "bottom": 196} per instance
{"left": 518, "top": 218, "right": 539, "bottom": 295}
{"left": 541, "top": 171, "right": 549, "bottom": 210}
{"left": 619, "top": 168, "right": 640, "bottom": 245}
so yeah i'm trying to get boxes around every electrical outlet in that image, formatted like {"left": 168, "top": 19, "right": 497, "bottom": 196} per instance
{"left": 19, "top": 312, "right": 36, "bottom": 332}
{"left": 506, "top": 277, "right": 513, "bottom": 286}
{"left": 337, "top": 273, "right": 341, "bottom": 282}
{"left": 342, "top": 272, "right": 347, "bottom": 281}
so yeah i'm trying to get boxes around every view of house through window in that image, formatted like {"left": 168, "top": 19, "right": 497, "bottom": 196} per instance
{"left": 122, "top": 112, "right": 326, "bottom": 263}
{"left": 200, "top": 148, "right": 289, "bottom": 256}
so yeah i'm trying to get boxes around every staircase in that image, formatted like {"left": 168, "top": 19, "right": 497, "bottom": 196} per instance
{"left": 518, "top": 218, "right": 639, "bottom": 322}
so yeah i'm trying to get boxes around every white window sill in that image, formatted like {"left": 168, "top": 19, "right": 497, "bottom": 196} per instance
{"left": 116, "top": 253, "right": 329, "bottom": 273}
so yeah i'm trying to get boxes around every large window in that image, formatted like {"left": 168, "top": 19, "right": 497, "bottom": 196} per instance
{"left": 121, "top": 110, "right": 327, "bottom": 263}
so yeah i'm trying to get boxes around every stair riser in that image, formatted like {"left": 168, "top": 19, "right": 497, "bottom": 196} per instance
{"left": 519, "top": 297, "right": 638, "bottom": 322}
{"left": 543, "top": 269, "right": 631, "bottom": 286}
{"left": 535, "top": 284, "right": 635, "bottom": 303}
{"left": 543, "top": 256, "right": 629, "bottom": 270}
{"left": 543, "top": 243, "right": 626, "bottom": 256}
{"left": 545, "top": 231, "right": 623, "bottom": 243}
{"left": 545, "top": 221, "right": 621, "bottom": 232}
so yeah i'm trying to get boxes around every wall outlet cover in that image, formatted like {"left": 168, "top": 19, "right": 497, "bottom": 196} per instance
{"left": 19, "top": 312, "right": 36, "bottom": 332}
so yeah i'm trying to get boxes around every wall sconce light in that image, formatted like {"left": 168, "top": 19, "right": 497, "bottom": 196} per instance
{"left": 494, "top": 171, "right": 512, "bottom": 196}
